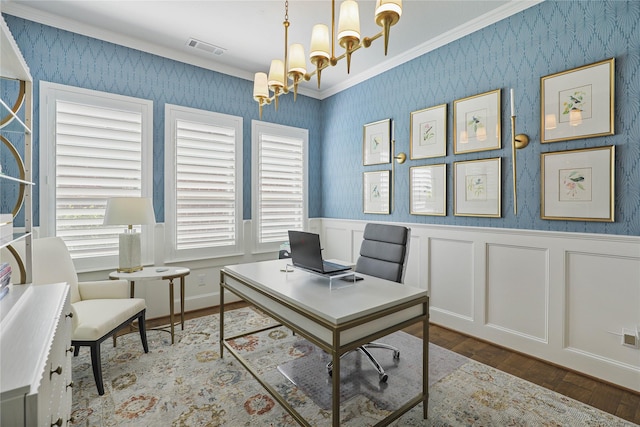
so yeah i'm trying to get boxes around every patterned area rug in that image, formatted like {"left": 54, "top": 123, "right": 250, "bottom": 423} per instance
{"left": 70, "top": 307, "right": 634, "bottom": 426}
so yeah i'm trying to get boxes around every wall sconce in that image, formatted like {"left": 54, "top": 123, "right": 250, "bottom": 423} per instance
{"left": 510, "top": 89, "right": 530, "bottom": 215}
{"left": 390, "top": 120, "right": 406, "bottom": 212}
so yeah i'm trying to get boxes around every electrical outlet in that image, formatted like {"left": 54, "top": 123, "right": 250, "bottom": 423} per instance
{"left": 198, "top": 274, "right": 206, "bottom": 287}
{"left": 622, "top": 328, "right": 638, "bottom": 348}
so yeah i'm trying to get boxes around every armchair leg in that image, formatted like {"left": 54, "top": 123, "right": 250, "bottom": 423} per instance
{"left": 138, "top": 310, "right": 149, "bottom": 353}
{"left": 89, "top": 342, "right": 105, "bottom": 396}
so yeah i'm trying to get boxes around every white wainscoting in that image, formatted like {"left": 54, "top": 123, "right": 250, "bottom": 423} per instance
{"left": 317, "top": 218, "right": 640, "bottom": 392}
{"left": 77, "top": 217, "right": 640, "bottom": 391}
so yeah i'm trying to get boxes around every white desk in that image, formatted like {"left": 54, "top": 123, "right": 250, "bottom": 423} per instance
{"left": 110, "top": 266, "right": 190, "bottom": 344}
{"left": 220, "top": 259, "right": 429, "bottom": 426}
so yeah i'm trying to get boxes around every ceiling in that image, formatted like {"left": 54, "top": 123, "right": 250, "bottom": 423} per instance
{"left": 1, "top": 0, "right": 541, "bottom": 99}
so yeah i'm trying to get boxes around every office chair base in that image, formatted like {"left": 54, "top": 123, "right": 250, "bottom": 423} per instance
{"left": 327, "top": 342, "right": 400, "bottom": 383}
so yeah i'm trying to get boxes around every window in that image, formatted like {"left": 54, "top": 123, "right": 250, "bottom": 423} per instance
{"left": 252, "top": 120, "right": 308, "bottom": 253}
{"left": 39, "top": 82, "right": 153, "bottom": 272}
{"left": 165, "top": 104, "right": 243, "bottom": 261}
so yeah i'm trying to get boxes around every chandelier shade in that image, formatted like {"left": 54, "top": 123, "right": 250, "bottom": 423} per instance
{"left": 253, "top": 0, "right": 403, "bottom": 117}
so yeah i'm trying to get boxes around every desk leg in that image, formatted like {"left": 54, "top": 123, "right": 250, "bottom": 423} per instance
{"left": 332, "top": 340, "right": 340, "bottom": 426}
{"left": 219, "top": 271, "right": 225, "bottom": 357}
{"left": 180, "top": 275, "right": 185, "bottom": 330}
{"left": 423, "top": 300, "right": 429, "bottom": 419}
{"left": 169, "top": 278, "right": 175, "bottom": 344}
{"left": 130, "top": 281, "right": 135, "bottom": 298}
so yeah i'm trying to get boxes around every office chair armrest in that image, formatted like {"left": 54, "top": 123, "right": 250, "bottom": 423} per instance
{"left": 78, "top": 279, "right": 129, "bottom": 300}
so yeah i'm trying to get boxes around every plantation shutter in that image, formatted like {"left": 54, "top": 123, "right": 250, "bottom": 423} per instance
{"left": 257, "top": 132, "right": 304, "bottom": 243}
{"left": 55, "top": 100, "right": 143, "bottom": 258}
{"left": 174, "top": 119, "right": 236, "bottom": 249}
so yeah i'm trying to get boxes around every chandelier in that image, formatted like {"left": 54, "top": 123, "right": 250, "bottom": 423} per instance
{"left": 253, "top": 0, "right": 403, "bottom": 118}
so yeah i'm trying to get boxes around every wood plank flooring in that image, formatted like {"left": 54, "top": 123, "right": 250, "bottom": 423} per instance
{"left": 145, "top": 305, "right": 640, "bottom": 425}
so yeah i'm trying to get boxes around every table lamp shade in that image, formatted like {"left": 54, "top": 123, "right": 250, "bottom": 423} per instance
{"left": 104, "top": 197, "right": 156, "bottom": 272}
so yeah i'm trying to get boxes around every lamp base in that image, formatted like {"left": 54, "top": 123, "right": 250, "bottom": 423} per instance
{"left": 118, "top": 231, "right": 142, "bottom": 273}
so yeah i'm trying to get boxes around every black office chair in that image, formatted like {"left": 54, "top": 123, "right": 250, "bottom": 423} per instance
{"left": 327, "top": 223, "right": 410, "bottom": 382}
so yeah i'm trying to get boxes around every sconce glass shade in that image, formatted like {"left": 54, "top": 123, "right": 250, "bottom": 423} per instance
{"left": 545, "top": 114, "right": 557, "bottom": 130}
{"left": 569, "top": 109, "right": 583, "bottom": 126}
{"left": 253, "top": 72, "right": 268, "bottom": 100}
{"left": 103, "top": 197, "right": 155, "bottom": 273}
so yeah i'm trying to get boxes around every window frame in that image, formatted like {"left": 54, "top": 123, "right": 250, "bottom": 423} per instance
{"left": 164, "top": 104, "right": 243, "bottom": 262}
{"left": 251, "top": 120, "right": 308, "bottom": 254}
{"left": 39, "top": 81, "right": 153, "bottom": 273}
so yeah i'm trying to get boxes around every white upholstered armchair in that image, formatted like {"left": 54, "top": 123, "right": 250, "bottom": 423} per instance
{"left": 31, "top": 237, "right": 148, "bottom": 395}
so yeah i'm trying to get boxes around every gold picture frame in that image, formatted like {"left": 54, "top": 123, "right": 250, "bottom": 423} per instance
{"left": 410, "top": 104, "right": 447, "bottom": 159}
{"left": 453, "top": 89, "right": 501, "bottom": 154}
{"left": 363, "top": 119, "right": 391, "bottom": 165}
{"left": 540, "top": 58, "right": 615, "bottom": 143}
{"left": 410, "top": 164, "right": 446, "bottom": 216}
{"left": 363, "top": 170, "right": 391, "bottom": 214}
{"left": 541, "top": 146, "right": 615, "bottom": 222}
{"left": 454, "top": 157, "right": 501, "bottom": 217}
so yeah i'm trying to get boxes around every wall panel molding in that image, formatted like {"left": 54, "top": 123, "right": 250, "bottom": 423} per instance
{"left": 319, "top": 218, "right": 640, "bottom": 392}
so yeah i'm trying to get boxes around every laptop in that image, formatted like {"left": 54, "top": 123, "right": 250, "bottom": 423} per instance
{"left": 287, "top": 230, "right": 351, "bottom": 275}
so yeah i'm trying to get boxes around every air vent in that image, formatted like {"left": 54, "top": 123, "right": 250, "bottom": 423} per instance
{"left": 186, "top": 38, "right": 226, "bottom": 56}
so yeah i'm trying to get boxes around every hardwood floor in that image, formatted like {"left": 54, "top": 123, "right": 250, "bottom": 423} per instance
{"left": 146, "top": 305, "right": 640, "bottom": 425}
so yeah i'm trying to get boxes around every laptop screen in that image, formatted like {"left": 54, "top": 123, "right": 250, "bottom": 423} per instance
{"left": 288, "top": 230, "right": 324, "bottom": 272}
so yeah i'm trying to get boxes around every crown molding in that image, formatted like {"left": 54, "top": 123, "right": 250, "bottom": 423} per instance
{"left": 2, "top": 0, "right": 543, "bottom": 101}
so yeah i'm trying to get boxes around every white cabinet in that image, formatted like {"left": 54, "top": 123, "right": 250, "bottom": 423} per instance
{"left": 0, "top": 283, "right": 73, "bottom": 426}
{"left": 0, "top": 16, "right": 73, "bottom": 427}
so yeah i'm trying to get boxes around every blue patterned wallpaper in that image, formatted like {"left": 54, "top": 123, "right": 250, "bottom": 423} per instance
{"left": 2, "top": 14, "right": 323, "bottom": 224}
{"left": 321, "top": 0, "right": 640, "bottom": 236}
{"left": 4, "top": 0, "right": 640, "bottom": 236}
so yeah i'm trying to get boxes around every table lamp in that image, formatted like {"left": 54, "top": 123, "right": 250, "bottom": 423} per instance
{"left": 103, "top": 197, "right": 156, "bottom": 273}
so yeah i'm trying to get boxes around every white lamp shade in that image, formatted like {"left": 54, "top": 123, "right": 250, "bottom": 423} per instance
{"left": 310, "top": 24, "right": 330, "bottom": 60}
{"left": 375, "top": 0, "right": 402, "bottom": 19}
{"left": 338, "top": 0, "right": 361, "bottom": 41}
{"left": 288, "top": 43, "right": 307, "bottom": 75}
{"left": 268, "top": 59, "right": 285, "bottom": 87}
{"left": 103, "top": 197, "right": 156, "bottom": 226}
{"left": 253, "top": 72, "right": 268, "bottom": 99}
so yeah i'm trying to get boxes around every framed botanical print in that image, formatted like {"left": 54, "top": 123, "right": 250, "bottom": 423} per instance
{"left": 541, "top": 58, "right": 614, "bottom": 143}
{"left": 453, "top": 89, "right": 501, "bottom": 154}
{"left": 410, "top": 104, "right": 447, "bottom": 159}
{"left": 363, "top": 170, "right": 391, "bottom": 214}
{"left": 410, "top": 164, "right": 446, "bottom": 216}
{"left": 541, "top": 146, "right": 614, "bottom": 222}
{"left": 363, "top": 119, "right": 391, "bottom": 165}
{"left": 454, "top": 157, "right": 501, "bottom": 217}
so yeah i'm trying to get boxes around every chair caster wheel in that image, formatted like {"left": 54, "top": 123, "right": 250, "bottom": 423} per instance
{"left": 379, "top": 373, "right": 388, "bottom": 382}
{"left": 393, "top": 350, "right": 400, "bottom": 360}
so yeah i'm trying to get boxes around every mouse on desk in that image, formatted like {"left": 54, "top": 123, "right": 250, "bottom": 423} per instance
{"left": 155, "top": 267, "right": 169, "bottom": 272}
